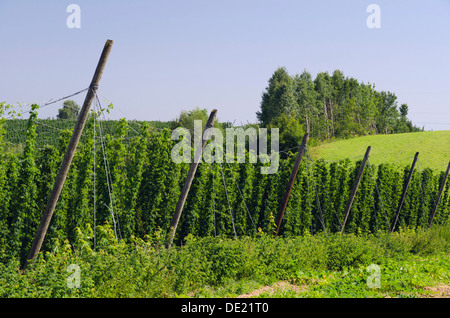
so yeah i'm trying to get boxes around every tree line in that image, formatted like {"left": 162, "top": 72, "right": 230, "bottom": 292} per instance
{"left": 257, "top": 68, "right": 421, "bottom": 144}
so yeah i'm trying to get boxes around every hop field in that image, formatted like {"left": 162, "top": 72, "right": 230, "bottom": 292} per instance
{"left": 0, "top": 104, "right": 449, "bottom": 299}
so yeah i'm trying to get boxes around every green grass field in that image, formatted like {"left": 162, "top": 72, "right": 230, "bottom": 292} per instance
{"left": 309, "top": 130, "right": 450, "bottom": 171}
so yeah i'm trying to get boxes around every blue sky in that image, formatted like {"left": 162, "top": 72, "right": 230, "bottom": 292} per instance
{"left": 1, "top": 0, "right": 449, "bottom": 130}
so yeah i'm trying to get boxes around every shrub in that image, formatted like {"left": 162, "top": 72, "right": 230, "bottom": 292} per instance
{"left": 324, "top": 233, "right": 381, "bottom": 271}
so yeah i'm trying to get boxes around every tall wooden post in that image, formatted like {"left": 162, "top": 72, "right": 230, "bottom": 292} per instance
{"left": 167, "top": 109, "right": 218, "bottom": 247}
{"left": 390, "top": 152, "right": 419, "bottom": 233}
{"left": 428, "top": 160, "right": 450, "bottom": 227}
{"left": 24, "top": 40, "right": 113, "bottom": 268}
{"left": 275, "top": 133, "right": 309, "bottom": 237}
{"left": 340, "top": 146, "right": 371, "bottom": 233}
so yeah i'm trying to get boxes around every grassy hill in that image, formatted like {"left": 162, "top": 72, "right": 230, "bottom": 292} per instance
{"left": 309, "top": 130, "right": 450, "bottom": 171}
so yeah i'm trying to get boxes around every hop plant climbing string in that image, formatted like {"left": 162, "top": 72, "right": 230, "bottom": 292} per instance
{"left": 219, "top": 162, "right": 237, "bottom": 239}
{"left": 93, "top": 92, "right": 121, "bottom": 241}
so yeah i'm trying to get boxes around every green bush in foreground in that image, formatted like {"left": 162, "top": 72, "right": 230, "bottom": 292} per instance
{"left": 1, "top": 223, "right": 449, "bottom": 298}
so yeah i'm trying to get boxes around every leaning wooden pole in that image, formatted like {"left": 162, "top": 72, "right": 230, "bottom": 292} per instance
{"left": 24, "top": 39, "right": 113, "bottom": 268}
{"left": 167, "top": 109, "right": 218, "bottom": 247}
{"left": 340, "top": 146, "right": 371, "bottom": 233}
{"left": 274, "top": 133, "right": 309, "bottom": 237}
{"left": 390, "top": 152, "right": 419, "bottom": 233}
{"left": 428, "top": 160, "right": 450, "bottom": 227}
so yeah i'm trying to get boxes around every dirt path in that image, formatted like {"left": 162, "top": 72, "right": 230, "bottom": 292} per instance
{"left": 236, "top": 281, "right": 450, "bottom": 298}
{"left": 421, "top": 285, "right": 450, "bottom": 298}
{"left": 236, "top": 281, "right": 307, "bottom": 298}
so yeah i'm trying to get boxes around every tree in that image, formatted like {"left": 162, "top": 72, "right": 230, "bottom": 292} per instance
{"left": 375, "top": 91, "right": 399, "bottom": 134}
{"left": 257, "top": 67, "right": 297, "bottom": 127}
{"left": 399, "top": 103, "right": 408, "bottom": 118}
{"left": 314, "top": 72, "right": 334, "bottom": 139}
{"left": 267, "top": 114, "right": 305, "bottom": 156}
{"left": 57, "top": 100, "right": 80, "bottom": 120}
{"left": 293, "top": 71, "right": 316, "bottom": 136}
{"left": 359, "top": 83, "right": 378, "bottom": 135}
{"left": 172, "top": 107, "right": 222, "bottom": 132}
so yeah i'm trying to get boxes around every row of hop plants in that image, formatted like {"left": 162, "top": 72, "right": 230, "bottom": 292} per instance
{"left": 0, "top": 102, "right": 449, "bottom": 266}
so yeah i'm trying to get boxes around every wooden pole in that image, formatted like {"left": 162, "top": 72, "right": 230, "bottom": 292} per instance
{"left": 275, "top": 133, "right": 309, "bottom": 237}
{"left": 340, "top": 146, "right": 371, "bottom": 233}
{"left": 167, "top": 109, "right": 218, "bottom": 247}
{"left": 390, "top": 152, "right": 419, "bottom": 233}
{"left": 24, "top": 39, "right": 113, "bottom": 268}
{"left": 428, "top": 160, "right": 450, "bottom": 227}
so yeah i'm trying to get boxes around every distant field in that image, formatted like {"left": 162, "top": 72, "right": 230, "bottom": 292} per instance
{"left": 3, "top": 118, "right": 172, "bottom": 149}
{"left": 309, "top": 130, "right": 450, "bottom": 171}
